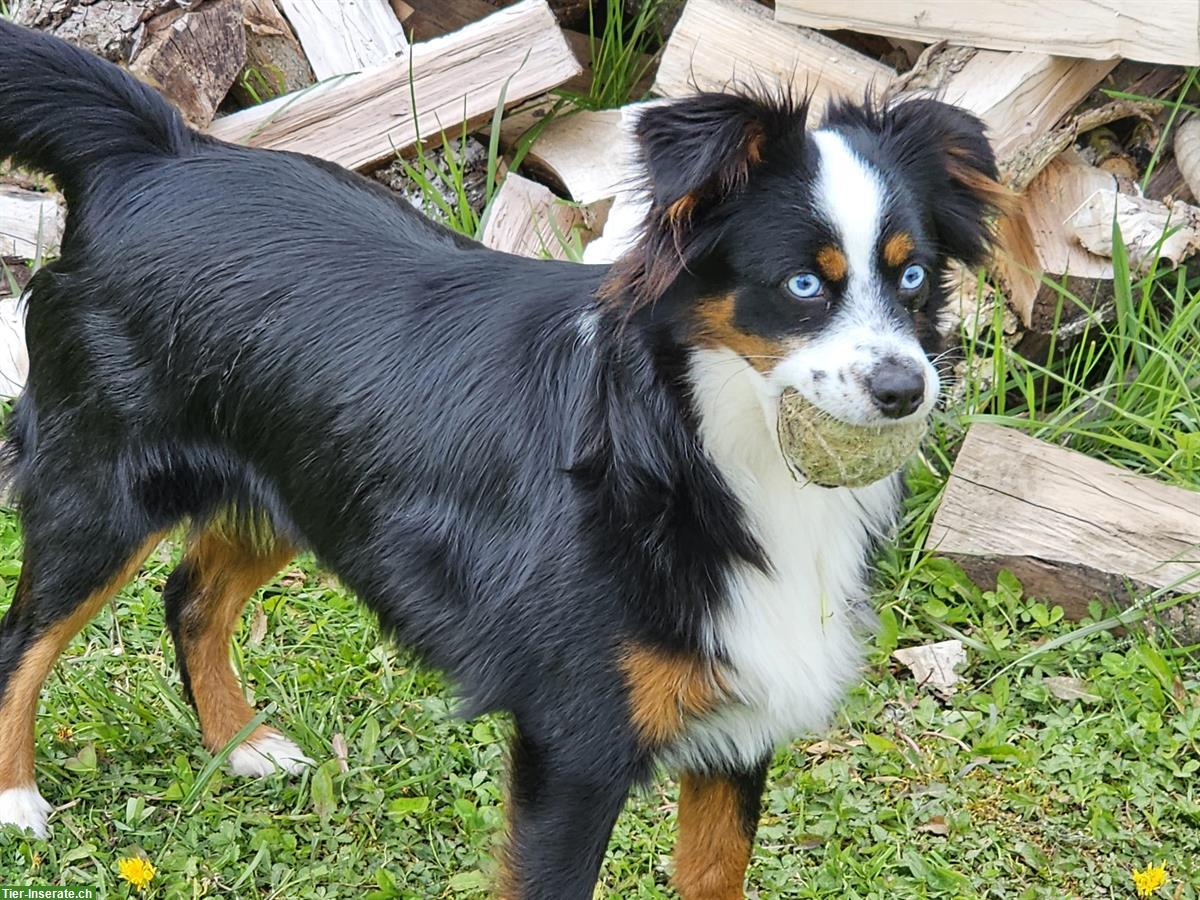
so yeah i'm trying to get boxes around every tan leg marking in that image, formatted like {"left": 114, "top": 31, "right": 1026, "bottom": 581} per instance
{"left": 620, "top": 643, "right": 725, "bottom": 747}
{"left": 177, "top": 530, "right": 294, "bottom": 752}
{"left": 674, "top": 772, "right": 753, "bottom": 900}
{"left": 0, "top": 533, "right": 165, "bottom": 791}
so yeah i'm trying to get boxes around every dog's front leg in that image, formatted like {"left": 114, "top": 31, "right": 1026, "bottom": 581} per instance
{"left": 672, "top": 759, "right": 771, "bottom": 900}
{"left": 497, "top": 726, "right": 636, "bottom": 900}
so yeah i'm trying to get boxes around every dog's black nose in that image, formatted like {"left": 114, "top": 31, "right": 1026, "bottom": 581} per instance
{"left": 867, "top": 362, "right": 925, "bottom": 419}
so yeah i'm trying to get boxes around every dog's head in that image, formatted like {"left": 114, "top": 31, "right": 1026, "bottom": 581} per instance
{"left": 604, "top": 91, "right": 1012, "bottom": 435}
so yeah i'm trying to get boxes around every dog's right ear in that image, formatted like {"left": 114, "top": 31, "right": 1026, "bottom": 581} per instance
{"left": 602, "top": 92, "right": 805, "bottom": 309}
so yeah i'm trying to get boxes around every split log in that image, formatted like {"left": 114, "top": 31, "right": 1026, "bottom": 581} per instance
{"left": 928, "top": 52, "right": 1117, "bottom": 165}
{"left": 401, "top": 0, "right": 649, "bottom": 97}
{"left": 582, "top": 181, "right": 644, "bottom": 264}
{"left": 207, "top": 0, "right": 581, "bottom": 172}
{"left": 128, "top": 0, "right": 247, "bottom": 128}
{"left": 775, "top": 1, "right": 1200, "bottom": 67}
{"left": 13, "top": 0, "right": 174, "bottom": 61}
{"left": 231, "top": 0, "right": 315, "bottom": 105}
{"left": 0, "top": 298, "right": 28, "bottom": 401}
{"left": 655, "top": 0, "right": 894, "bottom": 106}
{"left": 1001, "top": 151, "right": 1116, "bottom": 336}
{"left": 507, "top": 0, "right": 892, "bottom": 214}
{"left": 928, "top": 424, "right": 1200, "bottom": 620}
{"left": 501, "top": 106, "right": 638, "bottom": 205}
{"left": 0, "top": 187, "right": 64, "bottom": 259}
{"left": 276, "top": 0, "right": 408, "bottom": 79}
{"left": 480, "top": 172, "right": 592, "bottom": 260}
{"left": 889, "top": 45, "right": 1118, "bottom": 334}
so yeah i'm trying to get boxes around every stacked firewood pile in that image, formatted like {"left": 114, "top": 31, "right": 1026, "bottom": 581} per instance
{"left": 2, "top": 0, "right": 1199, "bottom": 619}
{"left": 5, "top": 1, "right": 1200, "bottom": 335}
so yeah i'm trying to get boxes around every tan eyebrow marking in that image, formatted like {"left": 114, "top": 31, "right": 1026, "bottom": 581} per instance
{"left": 815, "top": 245, "right": 847, "bottom": 281}
{"left": 884, "top": 232, "right": 915, "bottom": 267}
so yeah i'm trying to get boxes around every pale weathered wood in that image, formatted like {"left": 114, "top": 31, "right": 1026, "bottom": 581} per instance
{"left": 889, "top": 46, "right": 1117, "bottom": 333}
{"left": 501, "top": 106, "right": 637, "bottom": 205}
{"left": 480, "top": 172, "right": 590, "bottom": 260}
{"left": 776, "top": 0, "right": 1200, "bottom": 67}
{"left": 276, "top": 0, "right": 408, "bottom": 80}
{"left": 1001, "top": 151, "right": 1116, "bottom": 332}
{"left": 931, "top": 51, "right": 1117, "bottom": 164}
{"left": 14, "top": 0, "right": 173, "bottom": 61}
{"left": 128, "top": 0, "right": 247, "bottom": 127}
{"left": 0, "top": 187, "right": 64, "bottom": 259}
{"left": 402, "top": 0, "right": 648, "bottom": 97}
{"left": 507, "top": 0, "right": 892, "bottom": 207}
{"left": 927, "top": 424, "right": 1200, "bottom": 619}
{"left": 655, "top": 0, "right": 894, "bottom": 105}
{"left": 1069, "top": 189, "right": 1200, "bottom": 272}
{"left": 207, "top": 0, "right": 581, "bottom": 172}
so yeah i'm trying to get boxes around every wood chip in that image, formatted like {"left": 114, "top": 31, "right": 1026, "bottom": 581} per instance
{"left": 1044, "top": 676, "right": 1102, "bottom": 703}
{"left": 892, "top": 640, "right": 967, "bottom": 697}
{"left": 917, "top": 815, "right": 950, "bottom": 836}
{"left": 332, "top": 733, "right": 350, "bottom": 773}
{"left": 1069, "top": 189, "right": 1200, "bottom": 273}
{"left": 248, "top": 606, "right": 268, "bottom": 646}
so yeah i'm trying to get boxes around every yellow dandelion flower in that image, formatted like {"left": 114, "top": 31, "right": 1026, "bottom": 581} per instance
{"left": 117, "top": 855, "right": 156, "bottom": 892}
{"left": 1131, "top": 863, "right": 1167, "bottom": 898}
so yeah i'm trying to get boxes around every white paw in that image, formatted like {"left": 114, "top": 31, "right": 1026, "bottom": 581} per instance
{"left": 0, "top": 786, "right": 52, "bottom": 838}
{"left": 228, "top": 731, "right": 313, "bottom": 778}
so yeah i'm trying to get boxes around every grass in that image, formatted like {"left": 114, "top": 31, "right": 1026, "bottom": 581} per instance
{"left": 396, "top": 0, "right": 661, "bottom": 245}
{"left": 562, "top": 0, "right": 664, "bottom": 111}
{"left": 0, "top": 244, "right": 1197, "bottom": 898}
{"left": 2, "top": 8, "right": 1198, "bottom": 895}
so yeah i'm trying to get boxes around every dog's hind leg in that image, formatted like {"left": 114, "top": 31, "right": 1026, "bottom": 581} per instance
{"left": 0, "top": 490, "right": 166, "bottom": 837}
{"left": 163, "top": 525, "right": 311, "bottom": 777}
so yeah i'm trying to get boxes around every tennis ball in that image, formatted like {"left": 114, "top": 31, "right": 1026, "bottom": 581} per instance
{"left": 776, "top": 389, "right": 927, "bottom": 487}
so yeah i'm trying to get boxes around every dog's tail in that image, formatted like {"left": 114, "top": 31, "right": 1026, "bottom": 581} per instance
{"left": 0, "top": 19, "right": 191, "bottom": 201}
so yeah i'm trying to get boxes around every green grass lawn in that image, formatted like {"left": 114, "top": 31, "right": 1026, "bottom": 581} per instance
{"left": 0, "top": 187, "right": 1196, "bottom": 900}
{"left": 0, "top": 259, "right": 1197, "bottom": 897}
{"left": 0, "top": 488, "right": 1195, "bottom": 899}
{"left": 1, "top": 8, "right": 1197, "bottom": 890}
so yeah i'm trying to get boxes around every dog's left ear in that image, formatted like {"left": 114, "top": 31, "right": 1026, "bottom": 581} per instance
{"left": 881, "top": 99, "right": 1021, "bottom": 267}
{"left": 603, "top": 92, "right": 800, "bottom": 308}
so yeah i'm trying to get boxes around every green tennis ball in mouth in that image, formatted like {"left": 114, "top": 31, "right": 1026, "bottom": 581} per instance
{"left": 776, "top": 389, "right": 928, "bottom": 488}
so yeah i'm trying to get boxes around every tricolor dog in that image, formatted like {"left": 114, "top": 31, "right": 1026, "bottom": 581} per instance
{"left": 0, "top": 19, "right": 1010, "bottom": 898}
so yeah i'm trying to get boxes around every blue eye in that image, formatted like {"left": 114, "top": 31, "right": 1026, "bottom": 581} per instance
{"left": 900, "top": 264, "right": 926, "bottom": 291}
{"left": 785, "top": 272, "right": 823, "bottom": 299}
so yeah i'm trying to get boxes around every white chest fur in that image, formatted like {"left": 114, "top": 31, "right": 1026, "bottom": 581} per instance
{"left": 670, "top": 347, "right": 902, "bottom": 772}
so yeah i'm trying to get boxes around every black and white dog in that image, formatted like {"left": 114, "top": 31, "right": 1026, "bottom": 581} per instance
{"left": 0, "top": 19, "right": 1009, "bottom": 899}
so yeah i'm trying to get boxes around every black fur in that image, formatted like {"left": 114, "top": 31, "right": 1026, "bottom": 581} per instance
{"left": 0, "top": 19, "right": 1004, "bottom": 897}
